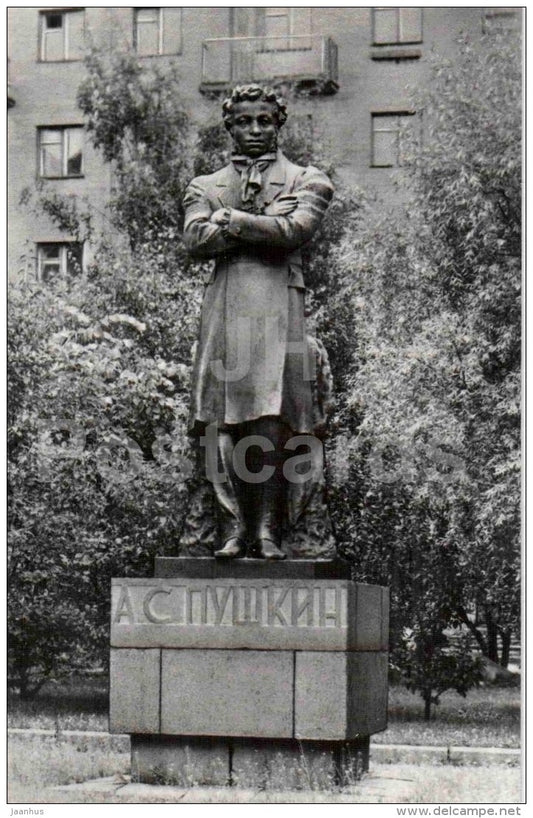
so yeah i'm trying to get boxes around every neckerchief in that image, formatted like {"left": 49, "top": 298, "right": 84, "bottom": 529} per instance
{"left": 231, "top": 152, "right": 277, "bottom": 205}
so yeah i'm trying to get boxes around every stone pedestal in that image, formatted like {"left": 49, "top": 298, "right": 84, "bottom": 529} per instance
{"left": 110, "top": 558, "right": 389, "bottom": 787}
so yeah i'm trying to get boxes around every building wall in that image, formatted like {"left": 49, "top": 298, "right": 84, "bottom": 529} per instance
{"left": 307, "top": 7, "right": 485, "bottom": 193}
{"left": 7, "top": 6, "right": 520, "bottom": 278}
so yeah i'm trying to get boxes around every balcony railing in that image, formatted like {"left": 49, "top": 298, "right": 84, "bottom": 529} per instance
{"left": 200, "top": 34, "right": 339, "bottom": 95}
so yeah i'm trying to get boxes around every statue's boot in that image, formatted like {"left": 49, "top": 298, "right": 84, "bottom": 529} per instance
{"left": 214, "top": 536, "right": 246, "bottom": 559}
{"left": 256, "top": 538, "right": 286, "bottom": 560}
{"left": 249, "top": 418, "right": 289, "bottom": 560}
{"left": 254, "top": 476, "right": 287, "bottom": 559}
{"left": 213, "top": 429, "right": 248, "bottom": 559}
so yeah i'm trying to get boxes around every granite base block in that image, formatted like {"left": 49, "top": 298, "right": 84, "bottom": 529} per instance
{"left": 295, "top": 651, "right": 389, "bottom": 739}
{"left": 129, "top": 735, "right": 370, "bottom": 788}
{"left": 110, "top": 647, "right": 388, "bottom": 740}
{"left": 231, "top": 737, "right": 369, "bottom": 790}
{"left": 161, "top": 649, "right": 293, "bottom": 737}
{"left": 111, "top": 577, "right": 389, "bottom": 651}
{"left": 131, "top": 735, "right": 230, "bottom": 787}
{"left": 154, "top": 557, "right": 352, "bottom": 580}
{"left": 109, "top": 648, "right": 160, "bottom": 734}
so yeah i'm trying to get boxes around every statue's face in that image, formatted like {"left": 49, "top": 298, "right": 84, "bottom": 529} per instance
{"left": 229, "top": 100, "right": 279, "bottom": 157}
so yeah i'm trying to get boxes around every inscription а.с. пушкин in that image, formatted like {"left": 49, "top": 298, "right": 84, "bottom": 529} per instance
{"left": 112, "top": 583, "right": 347, "bottom": 629}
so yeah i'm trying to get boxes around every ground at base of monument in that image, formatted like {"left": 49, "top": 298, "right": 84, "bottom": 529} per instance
{"left": 23, "top": 768, "right": 418, "bottom": 804}
{"left": 25, "top": 763, "right": 522, "bottom": 804}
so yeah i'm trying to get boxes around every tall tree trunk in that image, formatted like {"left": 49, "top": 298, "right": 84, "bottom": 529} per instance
{"left": 485, "top": 609, "right": 499, "bottom": 663}
{"left": 18, "top": 669, "right": 29, "bottom": 701}
{"left": 500, "top": 628, "right": 512, "bottom": 668}
{"left": 424, "top": 691, "right": 432, "bottom": 721}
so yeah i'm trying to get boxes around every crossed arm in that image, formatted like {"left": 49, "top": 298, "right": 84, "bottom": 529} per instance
{"left": 183, "top": 167, "right": 334, "bottom": 258}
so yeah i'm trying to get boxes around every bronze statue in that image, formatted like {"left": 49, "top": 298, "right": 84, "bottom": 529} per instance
{"left": 183, "top": 85, "right": 334, "bottom": 560}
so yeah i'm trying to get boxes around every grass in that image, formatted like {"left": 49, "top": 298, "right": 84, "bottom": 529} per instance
{"left": 8, "top": 676, "right": 109, "bottom": 732}
{"left": 373, "top": 685, "right": 521, "bottom": 749}
{"left": 8, "top": 734, "right": 129, "bottom": 803}
{"left": 8, "top": 744, "right": 522, "bottom": 804}
{"left": 8, "top": 678, "right": 521, "bottom": 749}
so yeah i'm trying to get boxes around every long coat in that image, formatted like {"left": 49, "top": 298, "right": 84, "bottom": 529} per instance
{"left": 183, "top": 150, "right": 334, "bottom": 434}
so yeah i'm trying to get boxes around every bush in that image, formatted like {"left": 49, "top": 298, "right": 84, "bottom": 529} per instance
{"left": 8, "top": 261, "right": 199, "bottom": 694}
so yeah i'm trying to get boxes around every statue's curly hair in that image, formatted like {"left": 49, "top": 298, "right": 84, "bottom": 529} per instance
{"left": 222, "top": 84, "right": 288, "bottom": 131}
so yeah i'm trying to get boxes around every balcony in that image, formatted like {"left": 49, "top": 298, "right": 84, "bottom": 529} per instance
{"left": 200, "top": 35, "right": 339, "bottom": 96}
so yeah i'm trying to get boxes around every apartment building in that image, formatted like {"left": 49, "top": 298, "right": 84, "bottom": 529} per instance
{"left": 7, "top": 6, "right": 521, "bottom": 279}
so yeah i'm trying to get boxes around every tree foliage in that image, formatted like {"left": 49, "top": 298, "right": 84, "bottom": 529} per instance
{"left": 322, "top": 30, "right": 521, "bottom": 713}
{"left": 77, "top": 48, "right": 191, "bottom": 246}
{"left": 8, "top": 263, "right": 199, "bottom": 695}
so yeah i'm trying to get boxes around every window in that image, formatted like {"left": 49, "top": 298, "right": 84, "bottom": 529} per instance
{"left": 8, "top": 57, "right": 14, "bottom": 108}
{"left": 371, "top": 112, "right": 416, "bottom": 168}
{"left": 373, "top": 8, "right": 422, "bottom": 45}
{"left": 39, "top": 127, "right": 84, "bottom": 178}
{"left": 40, "top": 9, "right": 85, "bottom": 61}
{"left": 483, "top": 9, "right": 520, "bottom": 33}
{"left": 37, "top": 243, "right": 83, "bottom": 282}
{"left": 259, "top": 7, "right": 312, "bottom": 50}
{"left": 134, "top": 8, "right": 182, "bottom": 56}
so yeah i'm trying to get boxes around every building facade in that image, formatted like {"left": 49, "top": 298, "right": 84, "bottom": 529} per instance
{"left": 7, "top": 6, "right": 521, "bottom": 279}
